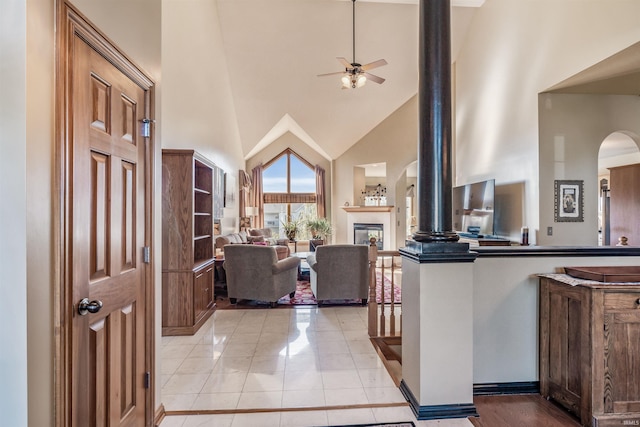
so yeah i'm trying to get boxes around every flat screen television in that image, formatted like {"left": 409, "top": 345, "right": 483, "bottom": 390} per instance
{"left": 452, "top": 179, "right": 495, "bottom": 237}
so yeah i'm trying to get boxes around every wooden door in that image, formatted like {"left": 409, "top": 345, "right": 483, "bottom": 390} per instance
{"left": 67, "top": 14, "right": 151, "bottom": 427}
{"left": 609, "top": 163, "right": 640, "bottom": 246}
{"left": 539, "top": 279, "right": 588, "bottom": 419}
{"left": 602, "top": 298, "right": 640, "bottom": 415}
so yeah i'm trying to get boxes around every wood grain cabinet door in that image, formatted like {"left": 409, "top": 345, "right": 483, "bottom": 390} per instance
{"left": 194, "top": 265, "right": 214, "bottom": 322}
{"left": 602, "top": 294, "right": 640, "bottom": 416}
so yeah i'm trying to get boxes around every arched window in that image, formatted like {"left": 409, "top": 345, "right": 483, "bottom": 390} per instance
{"left": 262, "top": 149, "right": 317, "bottom": 239}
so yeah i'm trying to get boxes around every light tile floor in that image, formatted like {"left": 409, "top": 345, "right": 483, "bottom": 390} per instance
{"left": 160, "top": 306, "right": 473, "bottom": 427}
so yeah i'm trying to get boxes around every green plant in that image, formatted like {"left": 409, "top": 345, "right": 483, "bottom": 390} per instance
{"left": 281, "top": 216, "right": 301, "bottom": 241}
{"left": 306, "top": 217, "right": 332, "bottom": 240}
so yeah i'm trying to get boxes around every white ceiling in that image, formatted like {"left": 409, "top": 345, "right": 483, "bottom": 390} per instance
{"left": 215, "top": 1, "right": 640, "bottom": 165}
{"left": 216, "top": 0, "right": 482, "bottom": 160}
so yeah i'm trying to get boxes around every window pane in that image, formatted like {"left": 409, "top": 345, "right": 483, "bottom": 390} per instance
{"left": 263, "top": 156, "right": 287, "bottom": 193}
{"left": 290, "top": 156, "right": 315, "bottom": 193}
{"left": 291, "top": 203, "right": 317, "bottom": 240}
{"left": 263, "top": 203, "right": 286, "bottom": 238}
{"left": 263, "top": 203, "right": 317, "bottom": 240}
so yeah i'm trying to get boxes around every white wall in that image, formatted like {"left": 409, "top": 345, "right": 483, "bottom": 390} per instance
{"left": 24, "top": 0, "right": 54, "bottom": 425}
{"left": 333, "top": 96, "right": 417, "bottom": 246}
{"left": 162, "top": 0, "right": 244, "bottom": 174}
{"left": 538, "top": 94, "right": 640, "bottom": 246}
{"left": 454, "top": 0, "right": 640, "bottom": 244}
{"left": 162, "top": 0, "right": 245, "bottom": 240}
{"left": 1, "top": 1, "right": 28, "bottom": 425}
{"left": 473, "top": 252, "right": 640, "bottom": 384}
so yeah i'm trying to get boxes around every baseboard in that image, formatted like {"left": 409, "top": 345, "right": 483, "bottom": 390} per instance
{"left": 399, "top": 380, "right": 479, "bottom": 420}
{"left": 473, "top": 381, "right": 540, "bottom": 396}
{"left": 154, "top": 403, "right": 166, "bottom": 427}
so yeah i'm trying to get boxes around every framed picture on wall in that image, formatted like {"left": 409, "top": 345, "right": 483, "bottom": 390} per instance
{"left": 224, "top": 173, "right": 236, "bottom": 209}
{"left": 554, "top": 180, "right": 584, "bottom": 222}
{"left": 213, "top": 166, "right": 224, "bottom": 219}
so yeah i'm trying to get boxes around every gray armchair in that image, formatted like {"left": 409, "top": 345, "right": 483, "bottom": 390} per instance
{"left": 306, "top": 244, "right": 369, "bottom": 305}
{"left": 223, "top": 244, "right": 300, "bottom": 307}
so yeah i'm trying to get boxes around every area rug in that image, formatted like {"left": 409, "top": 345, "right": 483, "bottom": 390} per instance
{"left": 215, "top": 272, "right": 401, "bottom": 309}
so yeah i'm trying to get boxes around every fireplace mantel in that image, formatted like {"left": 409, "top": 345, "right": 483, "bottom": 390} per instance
{"left": 342, "top": 206, "right": 394, "bottom": 213}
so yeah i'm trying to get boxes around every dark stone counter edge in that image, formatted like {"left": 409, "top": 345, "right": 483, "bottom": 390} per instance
{"left": 469, "top": 246, "right": 640, "bottom": 258}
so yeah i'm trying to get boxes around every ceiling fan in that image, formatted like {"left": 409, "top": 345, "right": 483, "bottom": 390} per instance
{"left": 317, "top": 0, "right": 387, "bottom": 89}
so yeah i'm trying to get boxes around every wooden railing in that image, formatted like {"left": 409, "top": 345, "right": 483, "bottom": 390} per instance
{"left": 367, "top": 238, "right": 401, "bottom": 338}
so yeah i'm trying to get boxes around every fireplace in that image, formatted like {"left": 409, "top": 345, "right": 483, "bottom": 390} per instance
{"left": 343, "top": 205, "right": 393, "bottom": 250}
{"left": 354, "top": 223, "right": 383, "bottom": 249}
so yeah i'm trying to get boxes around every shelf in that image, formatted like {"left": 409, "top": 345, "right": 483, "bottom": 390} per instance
{"left": 163, "top": 149, "right": 215, "bottom": 336}
{"left": 341, "top": 205, "right": 394, "bottom": 213}
{"left": 194, "top": 187, "right": 211, "bottom": 195}
{"left": 193, "top": 258, "right": 215, "bottom": 271}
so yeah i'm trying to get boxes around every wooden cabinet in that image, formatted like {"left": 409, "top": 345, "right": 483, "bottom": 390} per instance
{"left": 194, "top": 263, "right": 214, "bottom": 321}
{"left": 162, "top": 149, "right": 215, "bottom": 335}
{"left": 540, "top": 275, "right": 640, "bottom": 426}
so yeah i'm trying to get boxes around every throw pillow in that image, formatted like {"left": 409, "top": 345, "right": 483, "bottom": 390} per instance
{"left": 247, "top": 235, "right": 265, "bottom": 243}
{"left": 265, "top": 238, "right": 277, "bottom": 246}
{"left": 249, "top": 227, "right": 272, "bottom": 238}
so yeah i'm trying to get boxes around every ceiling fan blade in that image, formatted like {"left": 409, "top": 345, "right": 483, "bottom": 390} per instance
{"left": 361, "top": 59, "right": 388, "bottom": 71}
{"left": 337, "top": 57, "right": 353, "bottom": 68}
{"left": 363, "top": 72, "right": 385, "bottom": 84}
{"left": 317, "top": 71, "right": 347, "bottom": 77}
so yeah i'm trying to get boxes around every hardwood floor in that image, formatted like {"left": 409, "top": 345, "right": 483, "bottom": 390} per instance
{"left": 470, "top": 394, "right": 582, "bottom": 427}
{"left": 371, "top": 338, "right": 581, "bottom": 426}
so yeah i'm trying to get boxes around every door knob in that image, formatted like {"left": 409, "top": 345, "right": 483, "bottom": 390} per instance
{"left": 78, "top": 298, "right": 103, "bottom": 316}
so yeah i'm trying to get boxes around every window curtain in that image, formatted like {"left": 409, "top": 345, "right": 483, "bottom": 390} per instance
{"left": 251, "top": 164, "right": 264, "bottom": 228}
{"left": 315, "top": 165, "right": 326, "bottom": 218}
{"left": 238, "top": 169, "right": 251, "bottom": 218}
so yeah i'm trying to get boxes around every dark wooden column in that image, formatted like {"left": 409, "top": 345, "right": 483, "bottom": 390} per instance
{"left": 412, "top": 0, "right": 459, "bottom": 243}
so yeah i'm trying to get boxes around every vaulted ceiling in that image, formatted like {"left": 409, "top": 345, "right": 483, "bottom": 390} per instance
{"left": 215, "top": 0, "right": 484, "bottom": 161}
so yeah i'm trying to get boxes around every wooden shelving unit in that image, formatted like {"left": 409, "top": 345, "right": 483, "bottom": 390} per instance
{"left": 161, "top": 149, "right": 216, "bottom": 336}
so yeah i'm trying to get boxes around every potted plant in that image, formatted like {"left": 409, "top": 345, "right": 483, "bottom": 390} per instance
{"left": 306, "top": 217, "right": 332, "bottom": 241}
{"left": 281, "top": 217, "right": 300, "bottom": 241}
{"left": 305, "top": 217, "right": 322, "bottom": 239}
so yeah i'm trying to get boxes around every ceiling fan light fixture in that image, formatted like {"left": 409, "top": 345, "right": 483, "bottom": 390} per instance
{"left": 317, "top": 0, "right": 386, "bottom": 88}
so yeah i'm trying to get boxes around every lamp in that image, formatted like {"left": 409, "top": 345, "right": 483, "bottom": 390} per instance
{"left": 245, "top": 206, "right": 258, "bottom": 217}
{"left": 239, "top": 216, "right": 252, "bottom": 231}
{"left": 341, "top": 72, "right": 368, "bottom": 89}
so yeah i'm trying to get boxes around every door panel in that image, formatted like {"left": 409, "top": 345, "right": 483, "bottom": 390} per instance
{"left": 71, "top": 35, "right": 147, "bottom": 427}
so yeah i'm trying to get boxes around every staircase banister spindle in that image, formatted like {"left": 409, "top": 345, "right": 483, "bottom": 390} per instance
{"left": 368, "top": 237, "right": 379, "bottom": 337}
